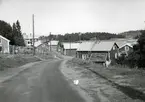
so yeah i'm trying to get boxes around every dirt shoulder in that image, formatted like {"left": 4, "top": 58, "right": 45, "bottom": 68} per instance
{"left": 61, "top": 58, "right": 145, "bottom": 102}
{"left": 60, "top": 60, "right": 95, "bottom": 102}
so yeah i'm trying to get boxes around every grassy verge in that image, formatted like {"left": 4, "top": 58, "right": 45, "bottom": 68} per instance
{"left": 0, "top": 54, "right": 41, "bottom": 71}
{"left": 67, "top": 58, "right": 145, "bottom": 102}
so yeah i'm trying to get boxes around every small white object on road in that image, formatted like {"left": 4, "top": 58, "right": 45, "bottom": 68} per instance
{"left": 73, "top": 80, "right": 79, "bottom": 85}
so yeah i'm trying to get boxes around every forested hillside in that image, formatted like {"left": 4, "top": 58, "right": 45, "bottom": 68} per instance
{"left": 39, "top": 32, "right": 125, "bottom": 42}
{"left": 119, "top": 30, "right": 143, "bottom": 39}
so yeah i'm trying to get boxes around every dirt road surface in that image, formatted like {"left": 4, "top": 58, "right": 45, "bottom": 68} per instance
{"left": 0, "top": 59, "right": 93, "bottom": 102}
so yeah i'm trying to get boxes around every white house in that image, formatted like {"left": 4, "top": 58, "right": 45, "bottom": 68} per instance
{"left": 0, "top": 35, "right": 10, "bottom": 53}
{"left": 23, "top": 33, "right": 39, "bottom": 47}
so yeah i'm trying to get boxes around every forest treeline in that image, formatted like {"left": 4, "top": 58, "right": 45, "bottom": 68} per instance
{"left": 39, "top": 32, "right": 125, "bottom": 42}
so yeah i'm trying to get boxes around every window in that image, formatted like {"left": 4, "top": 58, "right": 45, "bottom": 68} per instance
{"left": 112, "top": 45, "right": 116, "bottom": 50}
{"left": 125, "top": 46, "right": 129, "bottom": 51}
{"left": 115, "top": 53, "right": 118, "bottom": 59}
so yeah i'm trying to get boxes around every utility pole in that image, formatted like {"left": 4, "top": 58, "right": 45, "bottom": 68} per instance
{"left": 50, "top": 32, "right": 52, "bottom": 51}
{"left": 32, "top": 14, "right": 35, "bottom": 55}
{"left": 78, "top": 32, "right": 81, "bottom": 42}
{"left": 69, "top": 35, "right": 71, "bottom": 56}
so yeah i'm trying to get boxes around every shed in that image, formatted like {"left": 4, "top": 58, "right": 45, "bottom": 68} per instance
{"left": 63, "top": 42, "right": 80, "bottom": 56}
{"left": 48, "top": 40, "right": 59, "bottom": 51}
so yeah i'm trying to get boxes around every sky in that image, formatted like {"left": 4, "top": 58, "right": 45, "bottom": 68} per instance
{"left": 0, "top": 0, "right": 145, "bottom": 36}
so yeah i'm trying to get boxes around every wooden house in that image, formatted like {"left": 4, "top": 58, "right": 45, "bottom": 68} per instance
{"left": 77, "top": 41, "right": 119, "bottom": 63}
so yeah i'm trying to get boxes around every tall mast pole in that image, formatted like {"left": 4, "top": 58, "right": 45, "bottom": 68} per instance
{"left": 50, "top": 32, "right": 52, "bottom": 51}
{"left": 69, "top": 35, "right": 71, "bottom": 56}
{"left": 32, "top": 14, "right": 35, "bottom": 55}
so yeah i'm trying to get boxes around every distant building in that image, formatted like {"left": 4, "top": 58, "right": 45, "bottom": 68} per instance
{"left": 118, "top": 43, "right": 133, "bottom": 56}
{"left": 34, "top": 40, "right": 42, "bottom": 48}
{"left": 113, "top": 38, "right": 137, "bottom": 56}
{"left": 48, "top": 40, "right": 59, "bottom": 51}
{"left": 77, "top": 41, "right": 119, "bottom": 63}
{"left": 63, "top": 42, "right": 81, "bottom": 56}
{"left": 23, "top": 33, "right": 39, "bottom": 47}
{"left": 0, "top": 35, "right": 10, "bottom": 53}
{"left": 35, "top": 43, "right": 49, "bottom": 54}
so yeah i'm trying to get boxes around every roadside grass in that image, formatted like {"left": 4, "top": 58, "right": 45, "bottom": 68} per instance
{"left": 0, "top": 54, "right": 41, "bottom": 71}
{"left": 67, "top": 58, "right": 145, "bottom": 101}
{"left": 36, "top": 53, "right": 55, "bottom": 60}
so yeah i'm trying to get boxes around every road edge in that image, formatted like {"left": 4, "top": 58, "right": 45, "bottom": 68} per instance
{"left": 0, "top": 61, "right": 42, "bottom": 83}
{"left": 59, "top": 60, "right": 94, "bottom": 102}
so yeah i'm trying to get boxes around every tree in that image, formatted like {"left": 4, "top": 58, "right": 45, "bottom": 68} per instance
{"left": 12, "top": 20, "right": 25, "bottom": 46}
{"left": 0, "top": 20, "right": 13, "bottom": 44}
{"left": 0, "top": 20, "right": 25, "bottom": 46}
{"left": 137, "top": 30, "right": 145, "bottom": 68}
{"left": 120, "top": 31, "right": 145, "bottom": 68}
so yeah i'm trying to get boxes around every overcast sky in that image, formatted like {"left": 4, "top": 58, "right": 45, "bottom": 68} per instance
{"left": 0, "top": 0, "right": 145, "bottom": 36}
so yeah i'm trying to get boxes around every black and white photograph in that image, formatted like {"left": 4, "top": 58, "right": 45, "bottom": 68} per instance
{"left": 0, "top": 0, "right": 145, "bottom": 102}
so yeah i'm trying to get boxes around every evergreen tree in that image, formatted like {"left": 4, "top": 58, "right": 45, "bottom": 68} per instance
{"left": 0, "top": 20, "right": 13, "bottom": 44}
{"left": 137, "top": 30, "right": 145, "bottom": 67}
{"left": 12, "top": 20, "right": 25, "bottom": 46}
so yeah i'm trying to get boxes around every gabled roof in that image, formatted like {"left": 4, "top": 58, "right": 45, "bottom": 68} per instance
{"left": 77, "top": 41, "right": 116, "bottom": 52}
{"left": 48, "top": 40, "right": 59, "bottom": 46}
{"left": 119, "top": 43, "right": 133, "bottom": 49}
{"left": 36, "top": 42, "right": 49, "bottom": 48}
{"left": 34, "top": 40, "right": 42, "bottom": 47}
{"left": 63, "top": 42, "right": 80, "bottom": 50}
{"left": 77, "top": 41, "right": 94, "bottom": 51}
{"left": 23, "top": 33, "right": 40, "bottom": 39}
{"left": 111, "top": 38, "right": 137, "bottom": 48}
{"left": 0, "top": 35, "right": 10, "bottom": 42}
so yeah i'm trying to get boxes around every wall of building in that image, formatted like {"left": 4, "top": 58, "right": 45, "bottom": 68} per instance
{"left": 36, "top": 44, "right": 49, "bottom": 54}
{"left": 25, "top": 38, "right": 39, "bottom": 46}
{"left": 110, "top": 44, "right": 119, "bottom": 62}
{"left": 0, "top": 37, "right": 9, "bottom": 53}
{"left": 64, "top": 49, "right": 77, "bottom": 56}
{"left": 49, "top": 45, "right": 58, "bottom": 51}
{"left": 118, "top": 45, "right": 133, "bottom": 56}
{"left": 76, "top": 51, "right": 90, "bottom": 60}
{"left": 77, "top": 50, "right": 118, "bottom": 63}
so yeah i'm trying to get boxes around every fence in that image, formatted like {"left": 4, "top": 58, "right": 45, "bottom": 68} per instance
{"left": 9, "top": 45, "right": 33, "bottom": 54}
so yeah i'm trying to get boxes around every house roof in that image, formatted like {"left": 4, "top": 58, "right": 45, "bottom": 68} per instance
{"left": 77, "top": 41, "right": 116, "bottom": 52}
{"left": 36, "top": 42, "right": 49, "bottom": 48}
{"left": 23, "top": 33, "right": 40, "bottom": 39}
{"left": 77, "top": 41, "right": 94, "bottom": 51}
{"left": 48, "top": 40, "right": 59, "bottom": 46}
{"left": 119, "top": 43, "right": 133, "bottom": 49}
{"left": 63, "top": 42, "right": 80, "bottom": 50}
{"left": 112, "top": 38, "right": 137, "bottom": 48}
{"left": 0, "top": 35, "right": 10, "bottom": 42}
{"left": 34, "top": 40, "right": 42, "bottom": 47}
